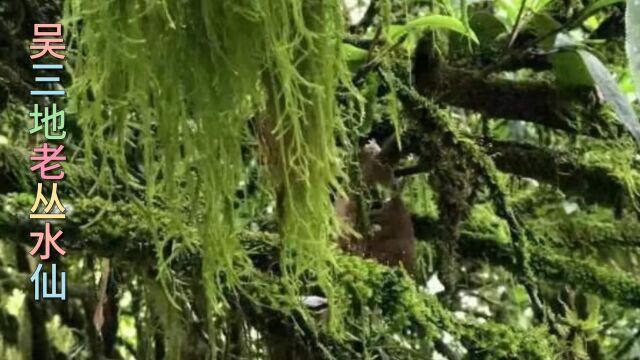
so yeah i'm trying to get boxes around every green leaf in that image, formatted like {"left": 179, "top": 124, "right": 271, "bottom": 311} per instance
{"left": 495, "top": 0, "right": 553, "bottom": 25}
{"left": 469, "top": 11, "right": 508, "bottom": 42}
{"left": 527, "top": 13, "right": 562, "bottom": 49}
{"left": 578, "top": 50, "right": 640, "bottom": 144}
{"left": 627, "top": 0, "right": 640, "bottom": 100}
{"left": 552, "top": 51, "right": 594, "bottom": 87}
{"left": 495, "top": 0, "right": 520, "bottom": 25}
{"left": 388, "top": 15, "right": 478, "bottom": 43}
{"left": 342, "top": 44, "right": 369, "bottom": 71}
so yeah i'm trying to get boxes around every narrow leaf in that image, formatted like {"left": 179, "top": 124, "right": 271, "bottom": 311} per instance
{"left": 627, "top": 0, "right": 640, "bottom": 100}
{"left": 552, "top": 51, "right": 594, "bottom": 87}
{"left": 389, "top": 15, "right": 478, "bottom": 43}
{"left": 578, "top": 50, "right": 640, "bottom": 143}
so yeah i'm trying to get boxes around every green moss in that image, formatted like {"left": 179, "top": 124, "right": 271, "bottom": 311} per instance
{"left": 66, "top": 0, "right": 355, "bottom": 351}
{"left": 239, "top": 245, "right": 558, "bottom": 359}
{"left": 575, "top": 138, "right": 640, "bottom": 210}
{"left": 462, "top": 204, "right": 511, "bottom": 244}
{"left": 528, "top": 206, "right": 640, "bottom": 248}
{"left": 464, "top": 323, "right": 559, "bottom": 360}
{"left": 402, "top": 174, "right": 439, "bottom": 219}
{"left": 0, "top": 193, "right": 561, "bottom": 358}
{"left": 530, "top": 246, "right": 640, "bottom": 308}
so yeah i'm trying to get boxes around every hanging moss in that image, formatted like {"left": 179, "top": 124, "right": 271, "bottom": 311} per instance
{"left": 146, "top": 280, "right": 189, "bottom": 360}
{"left": 65, "top": 0, "right": 353, "bottom": 354}
{"left": 257, "top": 0, "right": 352, "bottom": 336}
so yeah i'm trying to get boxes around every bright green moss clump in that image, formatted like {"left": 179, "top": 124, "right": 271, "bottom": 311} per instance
{"left": 65, "top": 0, "right": 353, "bottom": 353}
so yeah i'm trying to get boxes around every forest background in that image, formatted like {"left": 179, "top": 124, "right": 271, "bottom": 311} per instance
{"left": 2, "top": 0, "right": 640, "bottom": 359}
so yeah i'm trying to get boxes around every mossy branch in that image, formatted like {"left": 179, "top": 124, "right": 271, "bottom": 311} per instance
{"left": 395, "top": 138, "right": 635, "bottom": 208}
{"left": 419, "top": 220, "right": 640, "bottom": 309}
{"left": 527, "top": 208, "right": 640, "bottom": 249}
{"left": 412, "top": 41, "right": 621, "bottom": 138}
{"left": 486, "top": 140, "right": 629, "bottom": 207}
{"left": 413, "top": 206, "right": 640, "bottom": 308}
{"left": 0, "top": 193, "right": 557, "bottom": 359}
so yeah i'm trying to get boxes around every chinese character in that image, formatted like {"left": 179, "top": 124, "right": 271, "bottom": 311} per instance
{"left": 30, "top": 143, "right": 66, "bottom": 180}
{"left": 30, "top": 223, "right": 65, "bottom": 260}
{"left": 30, "top": 89, "right": 66, "bottom": 97}
{"left": 31, "top": 182, "right": 66, "bottom": 219}
{"left": 31, "top": 24, "right": 65, "bottom": 60}
{"left": 30, "top": 263, "right": 66, "bottom": 301}
{"left": 30, "top": 104, "right": 66, "bottom": 140}
{"left": 30, "top": 64, "right": 65, "bottom": 96}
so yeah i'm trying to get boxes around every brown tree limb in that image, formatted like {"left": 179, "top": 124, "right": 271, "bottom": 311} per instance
{"left": 486, "top": 139, "right": 627, "bottom": 207}
{"left": 395, "top": 139, "right": 631, "bottom": 208}
{"left": 412, "top": 39, "right": 620, "bottom": 138}
{"left": 414, "top": 215, "right": 640, "bottom": 309}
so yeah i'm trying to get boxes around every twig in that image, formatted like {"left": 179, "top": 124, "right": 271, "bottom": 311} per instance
{"left": 508, "top": 0, "right": 528, "bottom": 48}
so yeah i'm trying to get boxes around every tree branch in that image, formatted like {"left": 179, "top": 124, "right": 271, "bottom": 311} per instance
{"left": 486, "top": 139, "right": 628, "bottom": 207}
{"left": 395, "top": 139, "right": 632, "bottom": 208}
{"left": 414, "top": 215, "right": 640, "bottom": 308}
{"left": 412, "top": 38, "right": 620, "bottom": 138}
{"left": 0, "top": 193, "right": 557, "bottom": 359}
